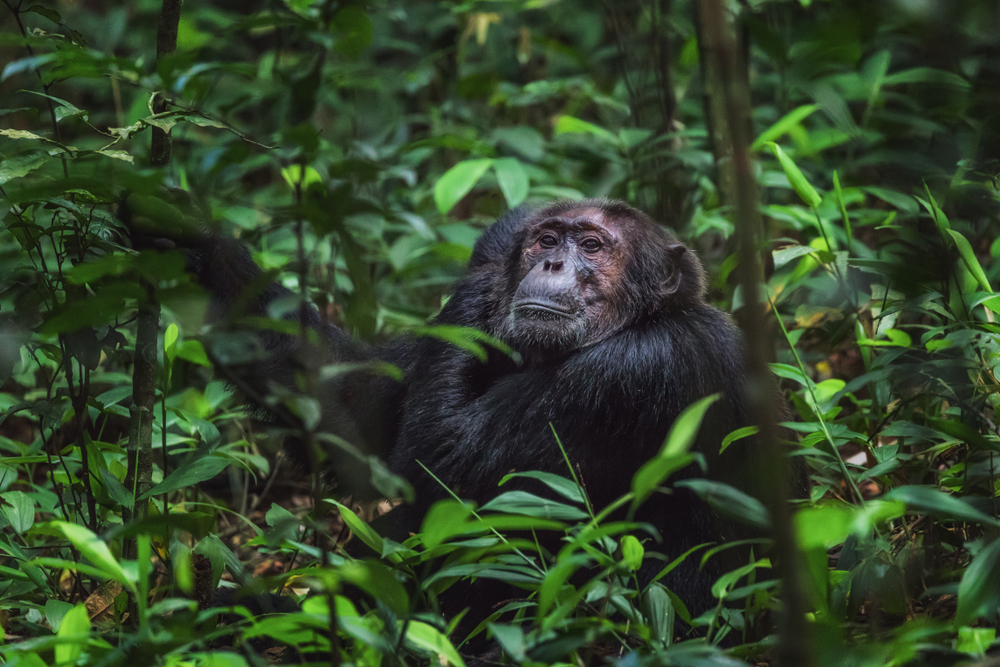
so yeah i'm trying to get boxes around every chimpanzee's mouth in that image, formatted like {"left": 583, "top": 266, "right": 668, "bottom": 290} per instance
{"left": 513, "top": 300, "right": 577, "bottom": 317}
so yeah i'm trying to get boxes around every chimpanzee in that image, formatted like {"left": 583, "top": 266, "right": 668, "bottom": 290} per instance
{"left": 127, "top": 195, "right": 775, "bottom": 639}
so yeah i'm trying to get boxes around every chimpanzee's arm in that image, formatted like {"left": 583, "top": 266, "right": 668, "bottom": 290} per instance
{"left": 120, "top": 191, "right": 407, "bottom": 498}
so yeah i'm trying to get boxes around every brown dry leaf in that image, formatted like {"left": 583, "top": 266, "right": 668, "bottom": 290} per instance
{"left": 794, "top": 305, "right": 844, "bottom": 329}
{"left": 85, "top": 580, "right": 123, "bottom": 624}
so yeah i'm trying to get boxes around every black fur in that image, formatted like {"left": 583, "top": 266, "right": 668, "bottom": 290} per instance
{"left": 170, "top": 198, "right": 772, "bottom": 635}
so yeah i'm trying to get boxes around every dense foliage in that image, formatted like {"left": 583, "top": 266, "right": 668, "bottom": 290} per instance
{"left": 1, "top": 0, "right": 999, "bottom": 665}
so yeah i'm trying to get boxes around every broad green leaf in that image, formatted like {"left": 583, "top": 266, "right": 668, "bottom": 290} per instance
{"left": 773, "top": 244, "right": 816, "bottom": 269}
{"left": 403, "top": 620, "right": 465, "bottom": 667}
{"left": 631, "top": 453, "right": 696, "bottom": 511}
{"left": 280, "top": 164, "right": 323, "bottom": 190}
{"left": 333, "top": 6, "right": 374, "bottom": 57}
{"left": 481, "top": 490, "right": 589, "bottom": 521}
{"left": 488, "top": 623, "right": 527, "bottom": 662}
{"left": 49, "top": 522, "right": 133, "bottom": 586}
{"left": 883, "top": 67, "right": 970, "bottom": 90}
{"left": 925, "top": 418, "right": 999, "bottom": 453}
{"left": 176, "top": 339, "right": 212, "bottom": 367}
{"left": 163, "top": 322, "right": 179, "bottom": 363}
{"left": 538, "top": 553, "right": 590, "bottom": 616}
{"left": 65, "top": 253, "right": 138, "bottom": 284}
{"left": 434, "top": 159, "right": 493, "bottom": 214}
{"left": 553, "top": 115, "right": 617, "bottom": 143}
{"left": 676, "top": 479, "right": 771, "bottom": 530}
{"left": 642, "top": 583, "right": 675, "bottom": 646}
{"left": 795, "top": 504, "right": 852, "bottom": 549}
{"left": 948, "top": 229, "right": 992, "bottom": 294}
{"left": 957, "top": 538, "right": 1000, "bottom": 625}
{"left": 55, "top": 604, "right": 90, "bottom": 665}
{"left": 44, "top": 598, "right": 74, "bottom": 631}
{"left": 142, "top": 454, "right": 229, "bottom": 499}
{"left": 499, "top": 470, "right": 585, "bottom": 504}
{"left": 956, "top": 626, "right": 995, "bottom": 657}
{"left": 173, "top": 544, "right": 194, "bottom": 594}
{"left": 202, "top": 653, "right": 251, "bottom": 667}
{"left": 885, "top": 486, "right": 1000, "bottom": 527}
{"left": 493, "top": 157, "right": 529, "bottom": 208}
{"left": 766, "top": 142, "right": 822, "bottom": 208}
{"left": 0, "top": 491, "right": 35, "bottom": 534}
{"left": 751, "top": 104, "right": 818, "bottom": 152}
{"left": 0, "top": 152, "right": 47, "bottom": 185}
{"left": 340, "top": 560, "right": 409, "bottom": 615}
{"left": 328, "top": 500, "right": 384, "bottom": 555}
{"left": 620, "top": 535, "right": 644, "bottom": 571}
{"left": 420, "top": 499, "right": 474, "bottom": 549}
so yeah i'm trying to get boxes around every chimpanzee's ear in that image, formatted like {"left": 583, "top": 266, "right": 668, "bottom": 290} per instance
{"left": 662, "top": 243, "right": 688, "bottom": 296}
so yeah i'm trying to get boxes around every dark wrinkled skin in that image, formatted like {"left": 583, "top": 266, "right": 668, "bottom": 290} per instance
{"left": 155, "top": 197, "right": 785, "bottom": 644}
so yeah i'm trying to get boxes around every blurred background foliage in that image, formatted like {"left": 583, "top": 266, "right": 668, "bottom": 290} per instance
{"left": 1, "top": 0, "right": 1000, "bottom": 665}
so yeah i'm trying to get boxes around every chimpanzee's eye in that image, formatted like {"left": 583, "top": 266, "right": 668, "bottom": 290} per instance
{"left": 581, "top": 238, "right": 602, "bottom": 253}
{"left": 539, "top": 233, "right": 559, "bottom": 248}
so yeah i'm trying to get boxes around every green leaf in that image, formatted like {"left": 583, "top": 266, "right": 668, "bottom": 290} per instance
{"left": 434, "top": 159, "right": 493, "bottom": 215}
{"left": 664, "top": 393, "right": 721, "bottom": 457}
{"left": 620, "top": 535, "right": 644, "bottom": 571}
{"left": 480, "top": 490, "right": 589, "bottom": 521}
{"left": 163, "top": 322, "right": 179, "bottom": 363}
{"left": 957, "top": 538, "right": 1000, "bottom": 625}
{"left": 766, "top": 142, "right": 822, "bottom": 208}
{"left": 403, "top": 621, "right": 465, "bottom": 667}
{"left": 99, "top": 468, "right": 133, "bottom": 510}
{"left": 55, "top": 604, "right": 90, "bottom": 665}
{"left": 493, "top": 157, "right": 529, "bottom": 208}
{"left": 420, "top": 499, "right": 473, "bottom": 549}
{"left": 751, "top": 104, "right": 818, "bottom": 152}
{"left": 201, "top": 653, "right": 251, "bottom": 667}
{"left": 832, "top": 171, "right": 853, "bottom": 250}
{"left": 414, "top": 324, "right": 520, "bottom": 364}
{"left": 956, "top": 626, "right": 996, "bottom": 657}
{"left": 553, "top": 115, "right": 617, "bottom": 143}
{"left": 772, "top": 244, "right": 817, "bottom": 269}
{"left": 332, "top": 7, "right": 374, "bottom": 57}
{"left": 176, "top": 339, "right": 212, "bottom": 367}
{"left": 947, "top": 229, "right": 992, "bottom": 294}
{"left": 795, "top": 504, "right": 852, "bottom": 550}
{"left": 44, "top": 599, "right": 75, "bottom": 632}
{"left": 488, "top": 623, "right": 527, "bottom": 662}
{"left": 917, "top": 186, "right": 951, "bottom": 233}
{"left": 0, "top": 152, "right": 48, "bottom": 186}
{"left": 0, "top": 491, "right": 35, "bottom": 534}
{"left": 925, "top": 418, "right": 1000, "bottom": 453}
{"left": 538, "top": 553, "right": 590, "bottom": 616}
{"left": 883, "top": 67, "right": 971, "bottom": 90}
{"left": 675, "top": 479, "right": 771, "bottom": 530}
{"left": 885, "top": 486, "right": 1000, "bottom": 527}
{"left": 720, "top": 425, "right": 759, "bottom": 454}
{"left": 48, "top": 522, "right": 133, "bottom": 586}
{"left": 642, "top": 583, "right": 675, "bottom": 646}
{"left": 499, "top": 470, "right": 585, "bottom": 504}
{"left": 328, "top": 500, "right": 384, "bottom": 555}
{"left": 631, "top": 453, "right": 696, "bottom": 511}
{"left": 340, "top": 560, "right": 409, "bottom": 615}
{"left": 142, "top": 454, "right": 229, "bottom": 499}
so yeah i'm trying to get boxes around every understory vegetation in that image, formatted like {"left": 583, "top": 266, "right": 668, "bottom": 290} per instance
{"left": 1, "top": 0, "right": 999, "bottom": 665}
